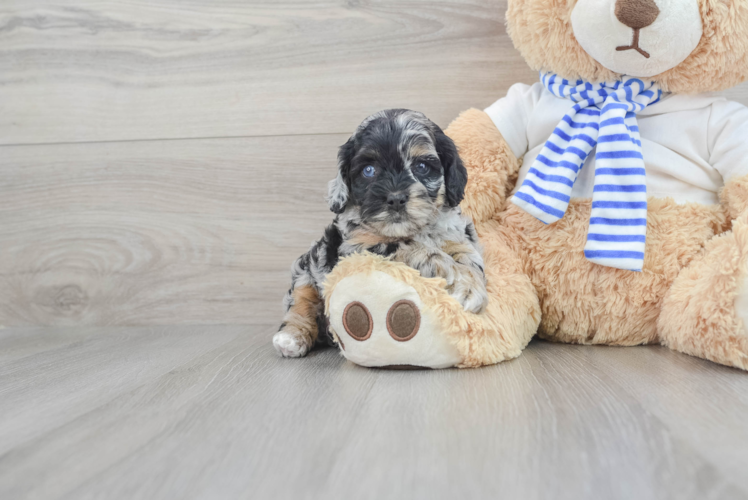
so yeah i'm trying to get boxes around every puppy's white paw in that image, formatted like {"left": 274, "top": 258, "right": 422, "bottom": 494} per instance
{"left": 459, "top": 289, "right": 489, "bottom": 314}
{"left": 273, "top": 331, "right": 311, "bottom": 358}
{"left": 449, "top": 269, "right": 488, "bottom": 314}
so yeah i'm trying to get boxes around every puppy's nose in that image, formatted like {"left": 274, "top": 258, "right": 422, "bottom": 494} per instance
{"left": 387, "top": 192, "right": 409, "bottom": 210}
{"left": 615, "top": 0, "right": 660, "bottom": 30}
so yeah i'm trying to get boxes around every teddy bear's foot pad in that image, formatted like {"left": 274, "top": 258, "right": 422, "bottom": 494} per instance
{"left": 328, "top": 271, "right": 462, "bottom": 369}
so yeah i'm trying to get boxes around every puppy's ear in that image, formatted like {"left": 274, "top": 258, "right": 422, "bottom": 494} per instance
{"left": 435, "top": 128, "right": 468, "bottom": 208}
{"left": 327, "top": 136, "right": 355, "bottom": 214}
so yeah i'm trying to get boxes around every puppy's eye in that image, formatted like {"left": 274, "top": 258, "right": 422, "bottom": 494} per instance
{"left": 415, "top": 162, "right": 429, "bottom": 174}
{"left": 362, "top": 165, "right": 376, "bottom": 178}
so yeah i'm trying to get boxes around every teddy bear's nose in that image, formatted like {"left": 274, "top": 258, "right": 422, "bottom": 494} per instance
{"left": 615, "top": 0, "right": 660, "bottom": 30}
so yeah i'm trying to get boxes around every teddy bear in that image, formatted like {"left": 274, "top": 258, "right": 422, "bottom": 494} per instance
{"left": 322, "top": 0, "right": 748, "bottom": 370}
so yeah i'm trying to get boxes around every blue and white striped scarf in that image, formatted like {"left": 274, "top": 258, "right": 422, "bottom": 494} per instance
{"left": 511, "top": 72, "right": 662, "bottom": 272}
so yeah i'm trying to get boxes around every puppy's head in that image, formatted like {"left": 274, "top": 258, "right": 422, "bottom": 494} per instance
{"left": 327, "top": 109, "right": 467, "bottom": 238}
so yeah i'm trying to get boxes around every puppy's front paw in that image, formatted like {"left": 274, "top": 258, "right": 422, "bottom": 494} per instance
{"left": 449, "top": 269, "right": 488, "bottom": 314}
{"left": 459, "top": 289, "right": 489, "bottom": 314}
{"left": 273, "top": 330, "right": 312, "bottom": 358}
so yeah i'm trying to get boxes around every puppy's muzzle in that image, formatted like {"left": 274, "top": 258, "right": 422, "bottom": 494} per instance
{"left": 387, "top": 191, "right": 410, "bottom": 212}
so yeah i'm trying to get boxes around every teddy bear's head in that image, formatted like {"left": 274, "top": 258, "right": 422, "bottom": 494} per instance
{"left": 507, "top": 0, "right": 748, "bottom": 93}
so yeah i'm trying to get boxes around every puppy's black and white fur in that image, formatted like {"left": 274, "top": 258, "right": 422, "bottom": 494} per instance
{"left": 274, "top": 109, "right": 488, "bottom": 358}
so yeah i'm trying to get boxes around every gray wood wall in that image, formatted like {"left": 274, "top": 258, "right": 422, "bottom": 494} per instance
{"left": 2, "top": 0, "right": 748, "bottom": 327}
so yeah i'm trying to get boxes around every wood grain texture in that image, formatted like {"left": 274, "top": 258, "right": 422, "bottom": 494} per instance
{"left": 2, "top": 4, "right": 747, "bottom": 498}
{"left": 2, "top": 0, "right": 746, "bottom": 146}
{"left": 0, "top": 0, "right": 536, "bottom": 145}
{"left": 2, "top": 0, "right": 748, "bottom": 327}
{"left": 0, "top": 325, "right": 252, "bottom": 453}
{"left": 0, "top": 135, "right": 347, "bottom": 326}
{"left": 0, "top": 327, "right": 747, "bottom": 500}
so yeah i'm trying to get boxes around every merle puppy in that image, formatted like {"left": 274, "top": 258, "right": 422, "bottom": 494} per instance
{"left": 274, "top": 109, "right": 488, "bottom": 358}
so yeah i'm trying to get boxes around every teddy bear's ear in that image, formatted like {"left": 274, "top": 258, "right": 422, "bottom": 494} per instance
{"left": 434, "top": 128, "right": 468, "bottom": 208}
{"left": 327, "top": 136, "right": 355, "bottom": 214}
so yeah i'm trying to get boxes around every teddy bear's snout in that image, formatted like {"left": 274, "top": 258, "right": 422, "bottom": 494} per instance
{"left": 615, "top": 0, "right": 660, "bottom": 30}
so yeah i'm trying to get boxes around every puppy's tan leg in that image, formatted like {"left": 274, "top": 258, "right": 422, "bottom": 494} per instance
{"left": 273, "top": 285, "right": 323, "bottom": 358}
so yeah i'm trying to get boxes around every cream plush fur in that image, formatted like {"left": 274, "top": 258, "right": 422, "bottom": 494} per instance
{"left": 571, "top": 0, "right": 703, "bottom": 77}
{"left": 324, "top": 0, "right": 748, "bottom": 370}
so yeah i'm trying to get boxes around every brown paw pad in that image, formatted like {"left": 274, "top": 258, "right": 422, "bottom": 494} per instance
{"left": 343, "top": 301, "right": 373, "bottom": 341}
{"left": 386, "top": 300, "right": 421, "bottom": 342}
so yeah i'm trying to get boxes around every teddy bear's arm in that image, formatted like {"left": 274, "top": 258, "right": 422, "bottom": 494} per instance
{"left": 721, "top": 174, "right": 748, "bottom": 221}
{"left": 445, "top": 108, "right": 524, "bottom": 224}
{"left": 709, "top": 100, "right": 748, "bottom": 220}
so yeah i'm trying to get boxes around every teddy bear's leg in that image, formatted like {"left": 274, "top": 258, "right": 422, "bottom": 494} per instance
{"left": 658, "top": 213, "right": 748, "bottom": 370}
{"left": 324, "top": 239, "right": 540, "bottom": 369}
{"left": 738, "top": 280, "right": 748, "bottom": 329}
{"left": 327, "top": 266, "right": 463, "bottom": 369}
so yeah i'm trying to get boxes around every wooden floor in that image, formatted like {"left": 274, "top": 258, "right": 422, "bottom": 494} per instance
{"left": 2, "top": 1, "right": 748, "bottom": 327}
{"left": 3, "top": 2, "right": 748, "bottom": 498}
{"left": 0, "top": 0, "right": 540, "bottom": 327}
{"left": 1, "top": 325, "right": 747, "bottom": 499}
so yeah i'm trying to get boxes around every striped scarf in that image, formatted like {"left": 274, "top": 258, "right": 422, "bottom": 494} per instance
{"left": 511, "top": 72, "right": 662, "bottom": 272}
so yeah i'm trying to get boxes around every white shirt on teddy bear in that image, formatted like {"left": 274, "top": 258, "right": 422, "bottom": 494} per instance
{"left": 486, "top": 83, "right": 748, "bottom": 205}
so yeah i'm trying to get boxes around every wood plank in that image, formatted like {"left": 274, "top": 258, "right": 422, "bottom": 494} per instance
{"left": 0, "top": 325, "right": 251, "bottom": 454}
{"left": 0, "top": 0, "right": 535, "bottom": 145}
{"left": 0, "top": 325, "right": 105, "bottom": 363}
{"left": 574, "top": 344, "right": 748, "bottom": 490}
{"left": 2, "top": 0, "right": 746, "bottom": 146}
{"left": 0, "top": 328, "right": 746, "bottom": 499}
{"left": 0, "top": 134, "right": 345, "bottom": 326}
{"left": 320, "top": 343, "right": 748, "bottom": 499}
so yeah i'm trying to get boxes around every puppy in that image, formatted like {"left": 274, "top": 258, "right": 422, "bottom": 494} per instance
{"left": 273, "top": 109, "right": 488, "bottom": 358}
